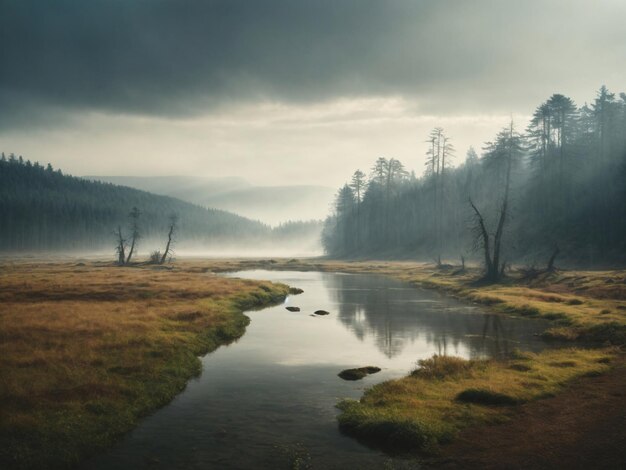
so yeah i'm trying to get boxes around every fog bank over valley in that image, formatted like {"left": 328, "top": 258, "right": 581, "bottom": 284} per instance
{"left": 85, "top": 175, "right": 335, "bottom": 226}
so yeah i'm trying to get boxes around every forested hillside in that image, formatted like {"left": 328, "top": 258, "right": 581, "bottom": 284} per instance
{"left": 86, "top": 175, "right": 335, "bottom": 226}
{"left": 323, "top": 87, "right": 626, "bottom": 266}
{"left": 0, "top": 157, "right": 289, "bottom": 252}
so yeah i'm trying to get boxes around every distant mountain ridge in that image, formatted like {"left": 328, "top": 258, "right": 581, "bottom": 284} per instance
{"left": 85, "top": 175, "right": 335, "bottom": 225}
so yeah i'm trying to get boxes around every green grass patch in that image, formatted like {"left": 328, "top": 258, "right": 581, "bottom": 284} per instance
{"left": 411, "top": 355, "right": 479, "bottom": 380}
{"left": 337, "top": 348, "right": 614, "bottom": 454}
{"left": 541, "top": 326, "right": 581, "bottom": 341}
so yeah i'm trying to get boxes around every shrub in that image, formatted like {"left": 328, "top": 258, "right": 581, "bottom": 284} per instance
{"left": 411, "top": 355, "right": 476, "bottom": 379}
{"left": 149, "top": 251, "right": 162, "bottom": 264}
{"left": 541, "top": 326, "right": 580, "bottom": 341}
{"left": 579, "top": 322, "right": 626, "bottom": 345}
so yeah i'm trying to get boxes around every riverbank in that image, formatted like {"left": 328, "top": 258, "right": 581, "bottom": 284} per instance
{"left": 204, "top": 258, "right": 626, "bottom": 461}
{"left": 208, "top": 258, "right": 626, "bottom": 345}
{"left": 337, "top": 348, "right": 617, "bottom": 454}
{"left": 0, "top": 261, "right": 289, "bottom": 469}
{"left": 397, "top": 266, "right": 626, "bottom": 345}
{"left": 2, "top": 257, "right": 625, "bottom": 467}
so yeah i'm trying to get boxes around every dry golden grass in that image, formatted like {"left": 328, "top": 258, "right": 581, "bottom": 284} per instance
{"left": 0, "top": 260, "right": 289, "bottom": 469}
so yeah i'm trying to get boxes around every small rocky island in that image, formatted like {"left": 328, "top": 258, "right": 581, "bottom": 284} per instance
{"left": 338, "top": 366, "right": 381, "bottom": 381}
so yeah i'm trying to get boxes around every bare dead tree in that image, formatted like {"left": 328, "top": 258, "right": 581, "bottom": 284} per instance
{"left": 520, "top": 245, "right": 560, "bottom": 280}
{"left": 160, "top": 213, "right": 178, "bottom": 264}
{"left": 452, "top": 254, "right": 466, "bottom": 275}
{"left": 469, "top": 121, "right": 519, "bottom": 283}
{"left": 469, "top": 198, "right": 496, "bottom": 281}
{"left": 125, "top": 207, "right": 141, "bottom": 264}
{"left": 469, "top": 194, "right": 509, "bottom": 283}
{"left": 546, "top": 244, "right": 560, "bottom": 272}
{"left": 500, "top": 260, "right": 508, "bottom": 277}
{"left": 114, "top": 225, "right": 127, "bottom": 266}
{"left": 491, "top": 123, "right": 515, "bottom": 280}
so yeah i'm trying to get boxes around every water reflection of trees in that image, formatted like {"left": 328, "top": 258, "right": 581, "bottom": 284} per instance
{"left": 323, "top": 273, "right": 542, "bottom": 359}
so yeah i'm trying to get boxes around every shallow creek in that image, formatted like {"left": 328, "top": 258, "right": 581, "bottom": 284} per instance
{"left": 88, "top": 270, "right": 556, "bottom": 469}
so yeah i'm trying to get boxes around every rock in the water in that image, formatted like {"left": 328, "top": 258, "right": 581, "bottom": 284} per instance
{"left": 285, "top": 306, "right": 300, "bottom": 312}
{"left": 289, "top": 287, "right": 304, "bottom": 295}
{"left": 314, "top": 310, "right": 330, "bottom": 315}
{"left": 338, "top": 366, "right": 382, "bottom": 381}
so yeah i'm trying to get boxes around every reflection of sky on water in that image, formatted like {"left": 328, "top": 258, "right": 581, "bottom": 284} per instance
{"left": 223, "top": 270, "right": 552, "bottom": 373}
{"left": 322, "top": 271, "right": 550, "bottom": 361}
{"left": 88, "top": 270, "right": 554, "bottom": 470}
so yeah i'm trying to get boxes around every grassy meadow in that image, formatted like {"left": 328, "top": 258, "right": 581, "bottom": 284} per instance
{"left": 0, "top": 260, "right": 289, "bottom": 468}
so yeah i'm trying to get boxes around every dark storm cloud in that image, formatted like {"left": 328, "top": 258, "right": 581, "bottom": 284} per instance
{"left": 1, "top": 0, "right": 624, "bottom": 128}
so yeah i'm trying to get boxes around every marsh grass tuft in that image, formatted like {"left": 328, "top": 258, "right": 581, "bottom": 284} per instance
{"left": 411, "top": 355, "right": 478, "bottom": 379}
{"left": 579, "top": 322, "right": 626, "bottom": 344}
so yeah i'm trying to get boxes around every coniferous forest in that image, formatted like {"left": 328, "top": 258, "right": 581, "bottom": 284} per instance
{"left": 0, "top": 156, "right": 320, "bottom": 253}
{"left": 323, "top": 87, "right": 626, "bottom": 266}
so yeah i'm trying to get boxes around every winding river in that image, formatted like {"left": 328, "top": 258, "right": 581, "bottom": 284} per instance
{"left": 88, "top": 270, "right": 556, "bottom": 469}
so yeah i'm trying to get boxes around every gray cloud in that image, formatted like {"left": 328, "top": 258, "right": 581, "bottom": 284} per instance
{"left": 1, "top": 0, "right": 625, "bottom": 130}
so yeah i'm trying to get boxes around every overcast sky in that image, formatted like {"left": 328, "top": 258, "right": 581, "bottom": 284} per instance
{"left": 1, "top": 0, "right": 624, "bottom": 187}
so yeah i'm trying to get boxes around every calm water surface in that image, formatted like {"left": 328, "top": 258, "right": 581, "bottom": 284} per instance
{"left": 88, "top": 270, "right": 555, "bottom": 469}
